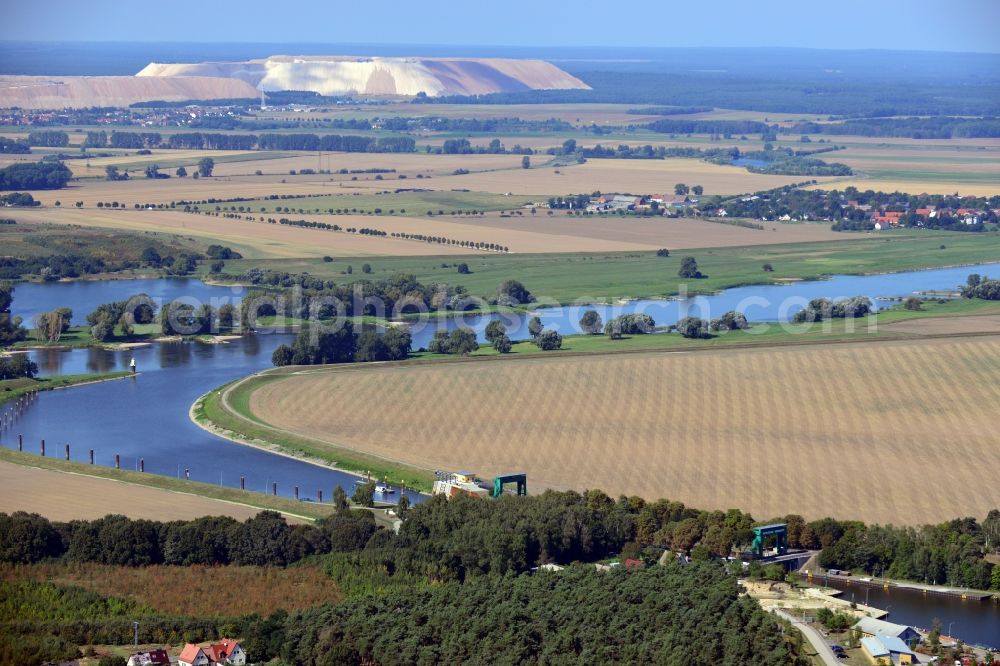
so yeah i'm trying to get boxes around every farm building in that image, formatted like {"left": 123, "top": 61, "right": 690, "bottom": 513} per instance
{"left": 860, "top": 634, "right": 916, "bottom": 665}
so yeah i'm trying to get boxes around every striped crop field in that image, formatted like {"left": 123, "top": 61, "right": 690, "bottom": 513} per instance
{"left": 236, "top": 336, "right": 1000, "bottom": 525}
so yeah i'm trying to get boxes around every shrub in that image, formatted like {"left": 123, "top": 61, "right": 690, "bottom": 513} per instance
{"left": 535, "top": 329, "right": 562, "bottom": 350}
{"left": 492, "top": 335, "right": 512, "bottom": 353}
{"left": 579, "top": 310, "right": 603, "bottom": 335}
{"left": 678, "top": 256, "right": 703, "bottom": 279}
{"left": 677, "top": 316, "right": 709, "bottom": 339}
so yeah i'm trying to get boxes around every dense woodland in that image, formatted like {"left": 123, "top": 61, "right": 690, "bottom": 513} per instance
{"left": 275, "top": 564, "right": 802, "bottom": 665}
{"left": 0, "top": 160, "right": 72, "bottom": 190}
{"left": 422, "top": 70, "right": 1000, "bottom": 117}
{"left": 1, "top": 491, "right": 997, "bottom": 664}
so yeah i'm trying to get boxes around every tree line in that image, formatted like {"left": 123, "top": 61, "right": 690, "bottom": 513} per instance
{"left": 271, "top": 322, "right": 412, "bottom": 367}
{"left": 0, "top": 508, "right": 377, "bottom": 568}
{"left": 83, "top": 131, "right": 417, "bottom": 153}
{"left": 961, "top": 273, "right": 1000, "bottom": 300}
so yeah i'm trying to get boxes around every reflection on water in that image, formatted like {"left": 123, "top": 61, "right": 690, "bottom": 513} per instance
{"left": 6, "top": 335, "right": 426, "bottom": 506}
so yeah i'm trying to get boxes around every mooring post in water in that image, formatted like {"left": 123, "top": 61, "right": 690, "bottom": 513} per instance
{"left": 65, "top": 443, "right": 69, "bottom": 461}
{"left": 115, "top": 454, "right": 120, "bottom": 469}
{"left": 139, "top": 458, "right": 144, "bottom": 473}
{"left": 294, "top": 486, "right": 299, "bottom": 500}
{"left": 89, "top": 449, "right": 94, "bottom": 464}
{"left": 40, "top": 439, "right": 45, "bottom": 456}
{"left": 272, "top": 482, "right": 277, "bottom": 496}
{"left": 240, "top": 476, "right": 245, "bottom": 490}
{"left": 18, "top": 434, "right": 22, "bottom": 451}
{"left": 318, "top": 489, "right": 323, "bottom": 503}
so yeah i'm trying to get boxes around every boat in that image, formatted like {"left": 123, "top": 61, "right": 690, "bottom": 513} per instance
{"left": 375, "top": 483, "right": 394, "bottom": 494}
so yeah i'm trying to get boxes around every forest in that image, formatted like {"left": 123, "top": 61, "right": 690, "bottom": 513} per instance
{"left": 419, "top": 70, "right": 1000, "bottom": 116}
{"left": 273, "top": 563, "right": 803, "bottom": 665}
{"left": 1, "top": 491, "right": 997, "bottom": 664}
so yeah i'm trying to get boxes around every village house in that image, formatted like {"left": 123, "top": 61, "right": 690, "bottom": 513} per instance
{"left": 178, "top": 639, "right": 246, "bottom": 666}
{"left": 870, "top": 211, "right": 904, "bottom": 229}
{"left": 126, "top": 650, "right": 170, "bottom": 666}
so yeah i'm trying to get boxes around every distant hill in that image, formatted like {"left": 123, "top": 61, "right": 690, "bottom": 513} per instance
{"left": 135, "top": 55, "right": 590, "bottom": 97}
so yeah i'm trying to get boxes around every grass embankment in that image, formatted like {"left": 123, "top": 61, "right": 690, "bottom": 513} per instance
{"left": 0, "top": 448, "right": 337, "bottom": 521}
{"left": 194, "top": 381, "right": 435, "bottom": 493}
{"left": 0, "top": 371, "right": 132, "bottom": 406}
{"left": 218, "top": 231, "right": 1000, "bottom": 304}
{"left": 11, "top": 323, "right": 158, "bottom": 350}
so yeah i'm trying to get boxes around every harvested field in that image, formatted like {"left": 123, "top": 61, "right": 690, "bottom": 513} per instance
{"left": 6, "top": 207, "right": 479, "bottom": 257}
{"left": 882, "top": 314, "right": 1000, "bottom": 335}
{"left": 209, "top": 152, "right": 528, "bottom": 177}
{"left": 241, "top": 336, "right": 1000, "bottom": 525}
{"left": 813, "top": 177, "right": 999, "bottom": 198}
{"left": 1, "top": 562, "right": 341, "bottom": 616}
{"left": 8, "top": 204, "right": 847, "bottom": 257}
{"left": 428, "top": 158, "right": 838, "bottom": 195}
{"left": 0, "top": 75, "right": 259, "bottom": 109}
{"left": 0, "top": 461, "right": 282, "bottom": 522}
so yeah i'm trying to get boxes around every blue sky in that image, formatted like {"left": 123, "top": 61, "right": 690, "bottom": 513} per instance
{"left": 2, "top": 0, "right": 998, "bottom": 52}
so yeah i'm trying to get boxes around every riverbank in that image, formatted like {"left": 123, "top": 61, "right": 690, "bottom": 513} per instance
{"left": 0, "top": 447, "right": 333, "bottom": 522}
{"left": 409, "top": 298, "right": 1000, "bottom": 359}
{"left": 0, "top": 371, "right": 133, "bottom": 407}
{"left": 190, "top": 380, "right": 435, "bottom": 494}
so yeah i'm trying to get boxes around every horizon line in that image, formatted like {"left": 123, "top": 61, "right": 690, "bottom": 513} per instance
{"left": 1, "top": 40, "right": 998, "bottom": 57}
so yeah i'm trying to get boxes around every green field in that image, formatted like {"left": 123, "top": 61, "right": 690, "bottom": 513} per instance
{"left": 215, "top": 231, "right": 1000, "bottom": 304}
{"left": 0, "top": 371, "right": 132, "bottom": 406}
{"left": 411, "top": 298, "right": 1000, "bottom": 358}
{"left": 65, "top": 151, "right": 295, "bottom": 175}
{"left": 234, "top": 189, "right": 540, "bottom": 216}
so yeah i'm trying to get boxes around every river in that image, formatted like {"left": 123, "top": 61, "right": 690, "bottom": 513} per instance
{"left": 4, "top": 262, "right": 998, "bottom": 512}
{"left": 403, "top": 262, "right": 1000, "bottom": 348}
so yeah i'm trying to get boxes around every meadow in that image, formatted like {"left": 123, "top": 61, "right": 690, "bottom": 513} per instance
{"left": 220, "top": 231, "right": 1000, "bottom": 303}
{"left": 238, "top": 334, "right": 1000, "bottom": 525}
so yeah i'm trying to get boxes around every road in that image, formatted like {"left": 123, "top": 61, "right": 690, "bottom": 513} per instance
{"left": 772, "top": 609, "right": 840, "bottom": 666}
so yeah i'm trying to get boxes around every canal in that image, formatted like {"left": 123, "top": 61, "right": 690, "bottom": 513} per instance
{"left": 819, "top": 577, "right": 999, "bottom": 649}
